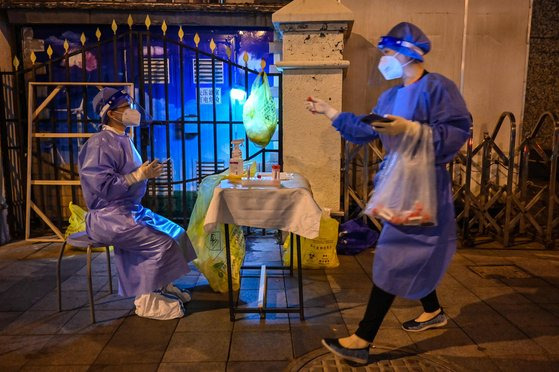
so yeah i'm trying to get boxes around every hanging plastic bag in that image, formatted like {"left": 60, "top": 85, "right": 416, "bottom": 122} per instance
{"left": 64, "top": 202, "right": 87, "bottom": 238}
{"left": 187, "top": 173, "right": 246, "bottom": 293}
{"left": 242, "top": 72, "right": 278, "bottom": 148}
{"left": 282, "top": 212, "right": 340, "bottom": 269}
{"left": 364, "top": 125, "right": 437, "bottom": 226}
{"left": 337, "top": 218, "right": 379, "bottom": 255}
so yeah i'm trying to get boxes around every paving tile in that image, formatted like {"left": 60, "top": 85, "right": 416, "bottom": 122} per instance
{"left": 462, "top": 325, "right": 547, "bottom": 356}
{"left": 324, "top": 255, "right": 364, "bottom": 274}
{"left": 58, "top": 309, "right": 131, "bottom": 334}
{"left": 489, "top": 354, "right": 557, "bottom": 372}
{"left": 286, "top": 281, "right": 336, "bottom": 308}
{"left": 0, "top": 310, "right": 77, "bottom": 335}
{"left": 289, "top": 304, "right": 345, "bottom": 326}
{"left": 27, "top": 333, "right": 112, "bottom": 366}
{"left": 158, "top": 362, "right": 226, "bottom": 371}
{"left": 175, "top": 307, "right": 233, "bottom": 332}
{"left": 522, "top": 326, "right": 559, "bottom": 355}
{"left": 0, "top": 277, "right": 56, "bottom": 312}
{"left": 30, "top": 290, "right": 91, "bottom": 311}
{"left": 0, "top": 276, "right": 23, "bottom": 293}
{"left": 162, "top": 331, "right": 230, "bottom": 362}
{"left": 59, "top": 274, "right": 113, "bottom": 292}
{"left": 94, "top": 316, "right": 177, "bottom": 364}
{"left": 512, "top": 285, "right": 559, "bottom": 304}
{"left": 0, "top": 311, "right": 23, "bottom": 332}
{"left": 227, "top": 360, "right": 288, "bottom": 371}
{"left": 232, "top": 312, "right": 290, "bottom": 331}
{"left": 490, "top": 303, "right": 559, "bottom": 329}
{"left": 230, "top": 330, "right": 292, "bottom": 361}
{"left": 92, "top": 293, "right": 135, "bottom": 311}
{"left": 20, "top": 365, "right": 91, "bottom": 372}
{"left": 445, "top": 303, "right": 512, "bottom": 328}
{"left": 290, "top": 324, "right": 348, "bottom": 358}
{"left": 332, "top": 287, "right": 372, "bottom": 306}
{"left": 370, "top": 327, "right": 416, "bottom": 350}
{"left": 238, "top": 288, "right": 287, "bottom": 308}
{"left": 326, "top": 273, "right": 373, "bottom": 291}
{"left": 89, "top": 364, "right": 159, "bottom": 372}
{"left": 240, "top": 276, "right": 284, "bottom": 290}
{"left": 440, "top": 355, "right": 500, "bottom": 372}
{"left": 0, "top": 335, "right": 53, "bottom": 369}
{"left": 407, "top": 327, "right": 484, "bottom": 358}
{"left": 339, "top": 304, "right": 403, "bottom": 330}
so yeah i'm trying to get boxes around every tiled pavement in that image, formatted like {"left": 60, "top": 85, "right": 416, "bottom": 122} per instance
{"left": 0, "top": 236, "right": 558, "bottom": 371}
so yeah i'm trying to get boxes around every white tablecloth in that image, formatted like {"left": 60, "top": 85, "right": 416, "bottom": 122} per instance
{"left": 203, "top": 173, "right": 322, "bottom": 239}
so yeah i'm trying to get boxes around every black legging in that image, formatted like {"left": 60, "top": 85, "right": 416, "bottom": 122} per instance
{"left": 355, "top": 284, "right": 441, "bottom": 342}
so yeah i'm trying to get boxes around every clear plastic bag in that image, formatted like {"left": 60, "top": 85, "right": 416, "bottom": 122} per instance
{"left": 242, "top": 72, "right": 278, "bottom": 148}
{"left": 364, "top": 125, "right": 437, "bottom": 226}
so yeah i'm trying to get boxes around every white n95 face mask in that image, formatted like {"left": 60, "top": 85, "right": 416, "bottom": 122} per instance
{"left": 378, "top": 53, "right": 412, "bottom": 80}
{"left": 114, "top": 108, "right": 142, "bottom": 127}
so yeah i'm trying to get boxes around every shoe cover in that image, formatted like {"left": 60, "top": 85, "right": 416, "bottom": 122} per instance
{"left": 134, "top": 291, "right": 185, "bottom": 320}
{"left": 164, "top": 283, "right": 192, "bottom": 303}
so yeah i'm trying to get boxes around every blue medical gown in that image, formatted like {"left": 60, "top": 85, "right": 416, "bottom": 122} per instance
{"left": 333, "top": 73, "right": 471, "bottom": 299}
{"left": 78, "top": 129, "right": 197, "bottom": 297}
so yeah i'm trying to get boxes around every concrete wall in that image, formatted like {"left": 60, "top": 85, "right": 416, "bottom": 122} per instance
{"left": 340, "top": 0, "right": 532, "bottom": 150}
{"left": 523, "top": 0, "right": 559, "bottom": 148}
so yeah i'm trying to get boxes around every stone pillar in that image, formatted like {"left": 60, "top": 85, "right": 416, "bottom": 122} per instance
{"left": 272, "top": 0, "right": 353, "bottom": 212}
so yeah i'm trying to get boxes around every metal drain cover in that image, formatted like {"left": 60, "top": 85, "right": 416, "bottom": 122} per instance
{"left": 287, "top": 348, "right": 458, "bottom": 371}
{"left": 469, "top": 265, "right": 532, "bottom": 279}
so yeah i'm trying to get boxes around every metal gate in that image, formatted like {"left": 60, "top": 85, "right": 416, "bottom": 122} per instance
{"left": 0, "top": 16, "right": 282, "bottom": 240}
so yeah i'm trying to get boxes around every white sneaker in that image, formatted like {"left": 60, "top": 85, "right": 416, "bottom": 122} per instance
{"left": 134, "top": 291, "right": 185, "bottom": 320}
{"left": 164, "top": 283, "right": 192, "bottom": 304}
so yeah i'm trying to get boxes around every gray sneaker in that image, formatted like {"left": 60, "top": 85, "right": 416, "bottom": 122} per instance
{"left": 321, "top": 338, "right": 369, "bottom": 365}
{"left": 402, "top": 310, "right": 447, "bottom": 332}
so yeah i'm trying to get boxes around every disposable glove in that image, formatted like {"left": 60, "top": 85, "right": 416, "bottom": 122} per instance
{"left": 305, "top": 96, "right": 340, "bottom": 121}
{"left": 124, "top": 159, "right": 164, "bottom": 185}
{"left": 371, "top": 114, "right": 421, "bottom": 136}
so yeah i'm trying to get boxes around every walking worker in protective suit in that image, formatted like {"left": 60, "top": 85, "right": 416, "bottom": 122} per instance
{"left": 78, "top": 87, "right": 197, "bottom": 320}
{"left": 306, "top": 22, "right": 471, "bottom": 364}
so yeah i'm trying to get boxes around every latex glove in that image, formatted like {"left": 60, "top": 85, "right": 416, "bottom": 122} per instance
{"left": 372, "top": 114, "right": 421, "bottom": 136}
{"left": 124, "top": 160, "right": 164, "bottom": 185}
{"left": 305, "top": 96, "right": 340, "bottom": 121}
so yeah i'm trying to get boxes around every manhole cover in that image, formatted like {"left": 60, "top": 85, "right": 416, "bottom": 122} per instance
{"left": 469, "top": 264, "right": 532, "bottom": 279}
{"left": 287, "top": 347, "right": 458, "bottom": 371}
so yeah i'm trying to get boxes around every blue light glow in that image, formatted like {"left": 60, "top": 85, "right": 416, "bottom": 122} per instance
{"left": 230, "top": 88, "right": 247, "bottom": 103}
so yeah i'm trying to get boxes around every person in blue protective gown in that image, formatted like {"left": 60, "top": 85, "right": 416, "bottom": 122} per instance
{"left": 306, "top": 22, "right": 471, "bottom": 364}
{"left": 78, "top": 87, "right": 197, "bottom": 320}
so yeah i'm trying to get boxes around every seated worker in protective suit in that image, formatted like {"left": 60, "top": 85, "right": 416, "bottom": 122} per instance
{"left": 78, "top": 87, "right": 197, "bottom": 320}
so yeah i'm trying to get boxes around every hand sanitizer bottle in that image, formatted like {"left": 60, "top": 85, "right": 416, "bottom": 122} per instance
{"left": 229, "top": 139, "right": 244, "bottom": 177}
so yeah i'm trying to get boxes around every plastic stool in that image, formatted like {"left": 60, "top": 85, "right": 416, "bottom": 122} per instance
{"left": 57, "top": 231, "right": 113, "bottom": 323}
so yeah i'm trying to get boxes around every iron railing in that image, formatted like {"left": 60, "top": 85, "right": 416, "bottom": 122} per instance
{"left": 0, "top": 18, "right": 282, "bottom": 240}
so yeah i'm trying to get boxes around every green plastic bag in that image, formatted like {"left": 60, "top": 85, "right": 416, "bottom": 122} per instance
{"left": 65, "top": 202, "right": 87, "bottom": 238}
{"left": 187, "top": 173, "right": 246, "bottom": 293}
{"left": 242, "top": 72, "right": 278, "bottom": 148}
{"left": 283, "top": 215, "right": 340, "bottom": 269}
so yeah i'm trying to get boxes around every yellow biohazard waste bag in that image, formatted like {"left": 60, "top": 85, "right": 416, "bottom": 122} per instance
{"left": 282, "top": 215, "right": 340, "bottom": 269}
{"left": 242, "top": 72, "right": 278, "bottom": 148}
{"left": 187, "top": 173, "right": 246, "bottom": 293}
{"left": 65, "top": 202, "right": 87, "bottom": 238}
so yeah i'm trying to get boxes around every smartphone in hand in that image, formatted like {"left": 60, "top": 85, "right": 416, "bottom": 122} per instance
{"left": 361, "top": 113, "right": 393, "bottom": 125}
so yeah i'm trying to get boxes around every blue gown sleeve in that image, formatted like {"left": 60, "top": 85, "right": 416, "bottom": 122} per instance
{"left": 427, "top": 77, "right": 472, "bottom": 163}
{"left": 332, "top": 112, "right": 379, "bottom": 145}
{"left": 78, "top": 137, "right": 131, "bottom": 202}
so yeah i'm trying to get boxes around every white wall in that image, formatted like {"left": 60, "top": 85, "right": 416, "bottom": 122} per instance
{"left": 340, "top": 0, "right": 531, "bottom": 150}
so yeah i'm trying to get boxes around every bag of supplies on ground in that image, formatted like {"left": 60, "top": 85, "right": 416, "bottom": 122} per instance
{"left": 282, "top": 212, "right": 340, "bottom": 269}
{"left": 187, "top": 173, "right": 246, "bottom": 293}
{"left": 242, "top": 72, "right": 278, "bottom": 148}
{"left": 364, "top": 125, "right": 437, "bottom": 226}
